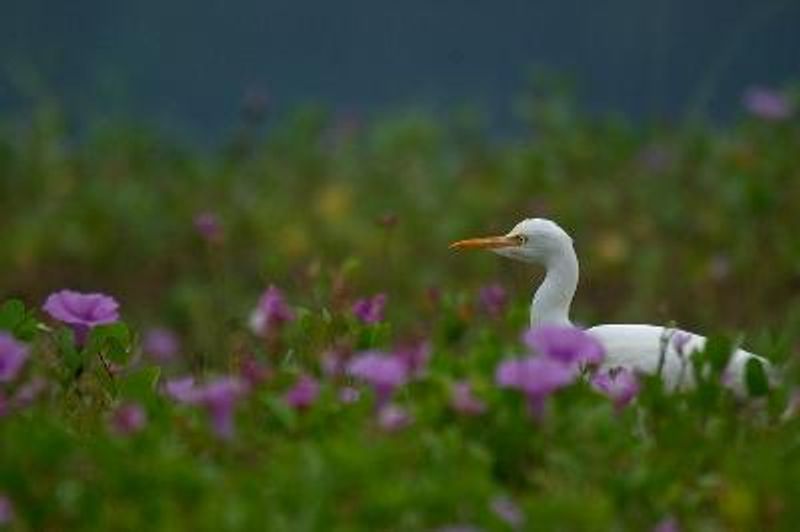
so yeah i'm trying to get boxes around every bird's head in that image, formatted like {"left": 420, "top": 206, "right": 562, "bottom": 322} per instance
{"left": 450, "top": 218, "right": 573, "bottom": 265}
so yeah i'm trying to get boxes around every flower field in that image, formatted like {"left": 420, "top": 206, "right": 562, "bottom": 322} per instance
{"left": 1, "top": 89, "right": 800, "bottom": 530}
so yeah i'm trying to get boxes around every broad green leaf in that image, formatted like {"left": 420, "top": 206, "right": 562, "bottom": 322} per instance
{"left": 745, "top": 358, "right": 769, "bottom": 397}
{"left": 0, "top": 299, "right": 26, "bottom": 332}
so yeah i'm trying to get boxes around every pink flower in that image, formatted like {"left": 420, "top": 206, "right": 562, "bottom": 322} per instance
{"left": 351, "top": 294, "right": 387, "bottom": 324}
{"left": 490, "top": 496, "right": 524, "bottom": 529}
{"left": 0, "top": 494, "right": 13, "bottom": 525}
{"left": 110, "top": 402, "right": 147, "bottom": 436}
{"left": 742, "top": 86, "right": 792, "bottom": 121}
{"left": 450, "top": 381, "right": 486, "bottom": 416}
{"left": 347, "top": 351, "right": 408, "bottom": 404}
{"left": 165, "top": 376, "right": 197, "bottom": 402}
{"left": 11, "top": 377, "right": 47, "bottom": 410}
{"left": 496, "top": 356, "right": 577, "bottom": 397}
{"left": 377, "top": 404, "right": 412, "bottom": 432}
{"left": 42, "top": 289, "right": 120, "bottom": 345}
{"left": 339, "top": 386, "right": 360, "bottom": 404}
{"left": 0, "top": 333, "right": 28, "bottom": 382}
{"left": 393, "top": 341, "right": 431, "bottom": 378}
{"left": 165, "top": 376, "right": 245, "bottom": 439}
{"left": 523, "top": 325, "right": 605, "bottom": 367}
{"left": 591, "top": 367, "right": 641, "bottom": 410}
{"left": 239, "top": 356, "right": 271, "bottom": 388}
{"left": 142, "top": 327, "right": 180, "bottom": 363}
{"left": 249, "top": 285, "right": 295, "bottom": 337}
{"left": 194, "top": 211, "right": 223, "bottom": 241}
{"left": 283, "top": 375, "right": 320, "bottom": 410}
{"left": 477, "top": 283, "right": 508, "bottom": 318}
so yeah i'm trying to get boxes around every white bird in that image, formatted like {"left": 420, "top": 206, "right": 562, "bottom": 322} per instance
{"left": 450, "top": 218, "right": 772, "bottom": 394}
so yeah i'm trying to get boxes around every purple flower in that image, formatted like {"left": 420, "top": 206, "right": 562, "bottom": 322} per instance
{"left": 11, "top": 377, "right": 46, "bottom": 410}
{"left": 523, "top": 325, "right": 605, "bottom": 367}
{"left": 591, "top": 367, "right": 641, "bottom": 410}
{"left": 110, "top": 402, "right": 147, "bottom": 436}
{"left": 490, "top": 496, "right": 525, "bottom": 529}
{"left": 477, "top": 283, "right": 508, "bottom": 318}
{"left": 743, "top": 86, "right": 792, "bottom": 121}
{"left": 0, "top": 494, "right": 13, "bottom": 525}
{"left": 496, "top": 356, "right": 578, "bottom": 399}
{"left": 377, "top": 404, "right": 412, "bottom": 432}
{"left": 194, "top": 211, "right": 223, "bottom": 241}
{"left": 0, "top": 333, "right": 28, "bottom": 382}
{"left": 671, "top": 331, "right": 692, "bottom": 356}
{"left": 142, "top": 327, "right": 180, "bottom": 363}
{"left": 166, "top": 376, "right": 245, "bottom": 438}
{"left": 339, "top": 386, "right": 361, "bottom": 404}
{"left": 239, "top": 356, "right": 271, "bottom": 388}
{"left": 393, "top": 341, "right": 431, "bottom": 378}
{"left": 284, "top": 375, "right": 320, "bottom": 410}
{"left": 249, "top": 285, "right": 295, "bottom": 337}
{"left": 165, "top": 376, "right": 198, "bottom": 402}
{"left": 195, "top": 377, "right": 245, "bottom": 439}
{"left": 347, "top": 351, "right": 408, "bottom": 404}
{"left": 450, "top": 381, "right": 486, "bottom": 416}
{"left": 351, "top": 293, "right": 387, "bottom": 324}
{"left": 652, "top": 516, "right": 680, "bottom": 532}
{"left": 42, "top": 289, "right": 120, "bottom": 345}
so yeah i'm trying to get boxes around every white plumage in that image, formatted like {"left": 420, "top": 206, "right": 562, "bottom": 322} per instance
{"left": 451, "top": 218, "right": 771, "bottom": 393}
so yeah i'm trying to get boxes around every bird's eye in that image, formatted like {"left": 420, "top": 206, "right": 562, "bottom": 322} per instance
{"left": 515, "top": 235, "right": 528, "bottom": 245}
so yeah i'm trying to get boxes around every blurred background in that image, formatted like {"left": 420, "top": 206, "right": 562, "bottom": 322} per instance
{"left": 1, "top": 0, "right": 799, "bottom": 140}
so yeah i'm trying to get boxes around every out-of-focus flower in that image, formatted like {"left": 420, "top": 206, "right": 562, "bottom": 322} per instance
{"left": 742, "top": 86, "right": 792, "bottom": 121}
{"left": 110, "top": 402, "right": 147, "bottom": 436}
{"left": 11, "top": 377, "right": 46, "bottom": 409}
{"left": 142, "top": 327, "right": 180, "bottom": 363}
{"left": 652, "top": 516, "right": 680, "bottom": 532}
{"left": 0, "top": 494, "right": 13, "bottom": 525}
{"left": 194, "top": 377, "right": 245, "bottom": 439}
{"left": 166, "top": 376, "right": 245, "bottom": 439}
{"left": 450, "top": 381, "right": 486, "bottom": 416}
{"left": 377, "top": 404, "right": 412, "bottom": 432}
{"left": 347, "top": 351, "right": 408, "bottom": 404}
{"left": 321, "top": 347, "right": 350, "bottom": 377}
{"left": 351, "top": 294, "right": 387, "bottom": 324}
{"left": 284, "top": 375, "right": 320, "bottom": 410}
{"left": 0, "top": 333, "right": 28, "bottom": 382}
{"left": 239, "top": 356, "right": 271, "bottom": 388}
{"left": 477, "top": 283, "right": 508, "bottom": 318}
{"left": 193, "top": 211, "right": 223, "bottom": 241}
{"left": 591, "top": 367, "right": 641, "bottom": 410}
{"left": 671, "top": 331, "right": 692, "bottom": 356}
{"left": 523, "top": 325, "right": 605, "bottom": 367}
{"left": 42, "top": 290, "right": 120, "bottom": 345}
{"left": 394, "top": 341, "right": 431, "bottom": 378}
{"left": 249, "top": 285, "right": 295, "bottom": 337}
{"left": 165, "top": 376, "right": 197, "bottom": 402}
{"left": 339, "top": 386, "right": 360, "bottom": 404}
{"left": 490, "top": 496, "right": 525, "bottom": 529}
{"left": 496, "top": 356, "right": 578, "bottom": 399}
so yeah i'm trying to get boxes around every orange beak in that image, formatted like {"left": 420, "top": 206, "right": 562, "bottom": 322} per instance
{"left": 449, "top": 235, "right": 518, "bottom": 250}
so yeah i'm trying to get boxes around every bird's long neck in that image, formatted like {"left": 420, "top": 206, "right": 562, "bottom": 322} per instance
{"left": 531, "top": 246, "right": 579, "bottom": 328}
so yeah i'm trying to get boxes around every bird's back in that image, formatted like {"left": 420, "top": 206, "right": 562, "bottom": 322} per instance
{"left": 586, "top": 324, "right": 768, "bottom": 394}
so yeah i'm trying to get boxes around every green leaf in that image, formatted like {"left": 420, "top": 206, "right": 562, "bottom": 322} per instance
{"left": 87, "top": 323, "right": 132, "bottom": 364}
{"left": 56, "top": 327, "right": 83, "bottom": 375}
{"left": 703, "top": 335, "right": 734, "bottom": 374}
{"left": 264, "top": 395, "right": 297, "bottom": 430}
{"left": 119, "top": 366, "right": 162, "bottom": 402}
{"left": 0, "top": 299, "right": 26, "bottom": 332}
{"left": 745, "top": 358, "right": 769, "bottom": 397}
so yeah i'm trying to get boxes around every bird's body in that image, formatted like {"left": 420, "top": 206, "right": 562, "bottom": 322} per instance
{"left": 451, "top": 218, "right": 771, "bottom": 393}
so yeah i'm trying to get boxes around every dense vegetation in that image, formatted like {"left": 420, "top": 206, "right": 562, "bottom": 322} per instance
{"left": 1, "top": 87, "right": 799, "bottom": 530}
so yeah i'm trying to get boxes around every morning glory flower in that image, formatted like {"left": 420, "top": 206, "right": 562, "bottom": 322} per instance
{"left": 351, "top": 293, "right": 387, "bottom": 324}
{"left": 490, "top": 496, "right": 525, "bottom": 530}
{"left": 283, "top": 374, "right": 320, "bottom": 410}
{"left": 338, "top": 386, "right": 361, "bottom": 404}
{"left": 0, "top": 494, "right": 13, "bottom": 525}
{"left": 165, "top": 376, "right": 245, "bottom": 439}
{"left": 110, "top": 402, "right": 148, "bottom": 436}
{"left": 496, "top": 356, "right": 578, "bottom": 399}
{"left": 347, "top": 351, "right": 408, "bottom": 404}
{"left": 377, "top": 404, "right": 412, "bottom": 432}
{"left": 165, "top": 376, "right": 198, "bottom": 402}
{"left": 590, "top": 367, "right": 641, "bottom": 411}
{"left": 42, "top": 289, "right": 120, "bottom": 345}
{"left": 142, "top": 327, "right": 181, "bottom": 363}
{"left": 523, "top": 325, "right": 605, "bottom": 366}
{"left": 249, "top": 285, "right": 295, "bottom": 337}
{"left": 477, "top": 283, "right": 508, "bottom": 318}
{"left": 450, "top": 381, "right": 486, "bottom": 416}
{"left": 742, "top": 86, "right": 792, "bottom": 121}
{"left": 393, "top": 341, "right": 431, "bottom": 378}
{"left": 0, "top": 333, "right": 28, "bottom": 382}
{"left": 193, "top": 211, "right": 223, "bottom": 241}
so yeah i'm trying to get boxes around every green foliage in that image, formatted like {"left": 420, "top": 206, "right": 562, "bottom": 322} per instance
{"left": 1, "top": 95, "right": 800, "bottom": 530}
